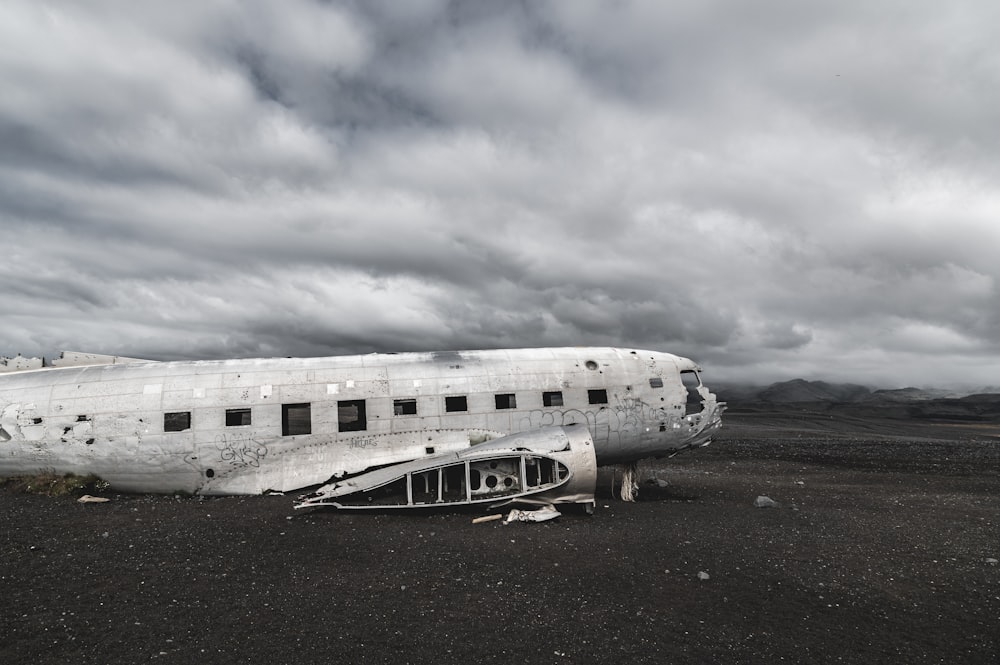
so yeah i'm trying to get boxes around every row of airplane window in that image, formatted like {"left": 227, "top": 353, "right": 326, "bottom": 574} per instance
{"left": 160, "top": 387, "right": 623, "bottom": 435}
{"left": 22, "top": 378, "right": 668, "bottom": 441}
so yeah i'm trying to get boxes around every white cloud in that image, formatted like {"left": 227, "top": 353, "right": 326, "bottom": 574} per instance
{"left": 2, "top": 0, "right": 999, "bottom": 387}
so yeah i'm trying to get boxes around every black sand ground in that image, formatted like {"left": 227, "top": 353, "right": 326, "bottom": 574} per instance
{"left": 2, "top": 411, "right": 999, "bottom": 664}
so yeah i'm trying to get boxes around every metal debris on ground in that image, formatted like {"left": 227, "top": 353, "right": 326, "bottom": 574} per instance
{"left": 77, "top": 495, "right": 110, "bottom": 503}
{"left": 618, "top": 462, "right": 639, "bottom": 502}
{"left": 503, "top": 505, "right": 561, "bottom": 524}
{"left": 472, "top": 514, "right": 504, "bottom": 524}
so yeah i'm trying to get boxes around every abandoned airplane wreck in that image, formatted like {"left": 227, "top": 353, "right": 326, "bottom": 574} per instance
{"left": 0, "top": 347, "right": 724, "bottom": 512}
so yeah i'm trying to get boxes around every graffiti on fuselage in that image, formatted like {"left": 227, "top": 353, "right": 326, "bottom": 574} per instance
{"left": 348, "top": 436, "right": 378, "bottom": 449}
{"left": 214, "top": 432, "right": 268, "bottom": 468}
{"left": 517, "top": 397, "right": 670, "bottom": 447}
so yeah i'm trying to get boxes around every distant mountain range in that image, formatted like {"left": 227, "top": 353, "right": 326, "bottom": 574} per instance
{"left": 714, "top": 379, "right": 1000, "bottom": 422}
{"left": 714, "top": 379, "right": 997, "bottom": 404}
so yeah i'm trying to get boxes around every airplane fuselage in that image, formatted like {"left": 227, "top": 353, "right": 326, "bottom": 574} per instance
{"left": 0, "top": 347, "right": 723, "bottom": 496}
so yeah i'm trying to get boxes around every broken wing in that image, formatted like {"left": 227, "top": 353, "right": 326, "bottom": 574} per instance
{"left": 295, "top": 425, "right": 597, "bottom": 511}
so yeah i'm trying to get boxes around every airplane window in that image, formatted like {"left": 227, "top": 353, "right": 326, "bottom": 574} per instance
{"left": 226, "top": 408, "right": 251, "bottom": 426}
{"left": 649, "top": 377, "right": 664, "bottom": 388}
{"left": 338, "top": 400, "right": 367, "bottom": 432}
{"left": 445, "top": 395, "right": 467, "bottom": 412}
{"left": 543, "top": 391, "right": 563, "bottom": 407}
{"left": 588, "top": 389, "right": 608, "bottom": 405}
{"left": 164, "top": 411, "right": 191, "bottom": 432}
{"left": 393, "top": 399, "right": 417, "bottom": 416}
{"left": 282, "top": 403, "right": 312, "bottom": 436}
{"left": 495, "top": 393, "right": 517, "bottom": 409}
{"left": 681, "top": 370, "right": 705, "bottom": 414}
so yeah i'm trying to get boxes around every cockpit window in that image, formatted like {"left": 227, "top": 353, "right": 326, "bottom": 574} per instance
{"left": 681, "top": 370, "right": 704, "bottom": 414}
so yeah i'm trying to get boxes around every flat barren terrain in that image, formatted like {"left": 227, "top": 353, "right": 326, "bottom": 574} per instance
{"left": 3, "top": 410, "right": 999, "bottom": 664}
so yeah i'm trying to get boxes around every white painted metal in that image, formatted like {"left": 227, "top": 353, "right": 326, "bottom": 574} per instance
{"left": 0, "top": 347, "right": 724, "bottom": 499}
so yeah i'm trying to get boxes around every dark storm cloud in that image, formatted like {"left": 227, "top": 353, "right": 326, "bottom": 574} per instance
{"left": 1, "top": 0, "right": 998, "bottom": 387}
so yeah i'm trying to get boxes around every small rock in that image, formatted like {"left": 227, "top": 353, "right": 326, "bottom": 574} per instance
{"left": 986, "top": 558, "right": 998, "bottom": 565}
{"left": 754, "top": 496, "right": 778, "bottom": 508}
{"left": 697, "top": 571, "right": 710, "bottom": 581}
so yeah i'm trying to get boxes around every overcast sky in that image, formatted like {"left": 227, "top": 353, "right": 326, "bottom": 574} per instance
{"left": 2, "top": 1, "right": 998, "bottom": 388}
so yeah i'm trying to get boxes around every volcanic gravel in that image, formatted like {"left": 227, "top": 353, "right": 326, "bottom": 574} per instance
{"left": 2, "top": 411, "right": 999, "bottom": 664}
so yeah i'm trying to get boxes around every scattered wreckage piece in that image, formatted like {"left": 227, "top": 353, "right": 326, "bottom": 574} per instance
{"left": 472, "top": 514, "right": 504, "bottom": 524}
{"left": 618, "top": 461, "right": 640, "bottom": 502}
{"left": 503, "top": 505, "right": 561, "bottom": 524}
{"left": 295, "top": 425, "right": 596, "bottom": 512}
{"left": 77, "top": 494, "right": 110, "bottom": 504}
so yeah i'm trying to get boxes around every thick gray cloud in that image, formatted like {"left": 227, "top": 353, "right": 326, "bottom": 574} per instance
{"left": 2, "top": 0, "right": 998, "bottom": 388}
